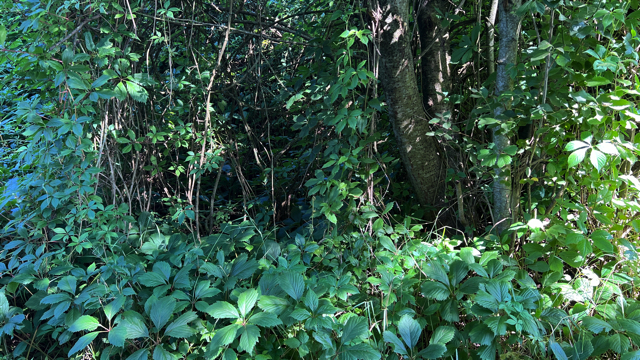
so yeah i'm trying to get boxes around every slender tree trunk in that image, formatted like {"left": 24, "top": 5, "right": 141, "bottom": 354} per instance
{"left": 492, "top": 0, "right": 521, "bottom": 234}
{"left": 374, "top": 0, "right": 446, "bottom": 207}
{"left": 486, "top": 0, "right": 499, "bottom": 76}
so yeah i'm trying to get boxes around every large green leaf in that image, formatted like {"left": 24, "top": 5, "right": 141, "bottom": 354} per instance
{"left": 279, "top": 272, "right": 305, "bottom": 301}
{"left": 238, "top": 289, "right": 259, "bottom": 318}
{"left": 68, "top": 331, "right": 100, "bottom": 357}
{"left": 421, "top": 281, "right": 450, "bottom": 300}
{"left": 211, "top": 324, "right": 241, "bottom": 349}
{"left": 248, "top": 312, "right": 282, "bottom": 327}
{"left": 206, "top": 301, "right": 240, "bottom": 319}
{"left": 342, "top": 316, "right": 368, "bottom": 344}
{"left": 153, "top": 345, "right": 178, "bottom": 360}
{"left": 238, "top": 324, "right": 260, "bottom": 354}
{"left": 339, "top": 343, "right": 381, "bottom": 360}
{"left": 398, "top": 315, "right": 421, "bottom": 349}
{"left": 103, "top": 295, "right": 125, "bottom": 322}
{"left": 108, "top": 325, "right": 127, "bottom": 347}
{"left": 383, "top": 331, "right": 407, "bottom": 355}
{"left": 581, "top": 316, "right": 612, "bottom": 334}
{"left": 430, "top": 326, "right": 455, "bottom": 345}
{"left": 258, "top": 296, "right": 289, "bottom": 314}
{"left": 423, "top": 262, "right": 449, "bottom": 285}
{"left": 164, "top": 311, "right": 198, "bottom": 338}
{"left": 69, "top": 315, "right": 100, "bottom": 332}
{"left": 417, "top": 344, "right": 446, "bottom": 359}
{"left": 122, "top": 311, "right": 149, "bottom": 339}
{"left": 125, "top": 80, "right": 148, "bottom": 103}
{"left": 126, "top": 349, "right": 149, "bottom": 360}
{"left": 150, "top": 296, "right": 176, "bottom": 330}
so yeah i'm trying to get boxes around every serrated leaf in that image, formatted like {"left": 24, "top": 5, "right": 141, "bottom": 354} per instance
{"left": 622, "top": 350, "right": 640, "bottom": 360}
{"left": 41, "top": 293, "right": 71, "bottom": 305}
{"left": 421, "top": 281, "right": 450, "bottom": 300}
{"left": 258, "top": 296, "right": 289, "bottom": 314}
{"left": 383, "top": 331, "right": 407, "bottom": 355}
{"left": 68, "top": 331, "right": 100, "bottom": 357}
{"left": 248, "top": 312, "right": 282, "bottom": 327}
{"left": 485, "top": 316, "right": 508, "bottom": 336}
{"left": 340, "top": 342, "right": 381, "bottom": 360}
{"left": 417, "top": 343, "right": 446, "bottom": 359}
{"left": 459, "top": 277, "right": 484, "bottom": 294}
{"left": 398, "top": 315, "right": 421, "bottom": 349}
{"left": 582, "top": 316, "right": 612, "bottom": 334}
{"left": 125, "top": 80, "right": 148, "bottom": 103}
{"left": 108, "top": 325, "right": 127, "bottom": 347}
{"left": 69, "top": 315, "right": 100, "bottom": 332}
{"left": 153, "top": 345, "right": 178, "bottom": 360}
{"left": 139, "top": 272, "right": 167, "bottom": 287}
{"left": 423, "top": 262, "right": 449, "bottom": 285}
{"left": 150, "top": 297, "right": 176, "bottom": 330}
{"left": 122, "top": 311, "right": 149, "bottom": 339}
{"left": 290, "top": 308, "right": 311, "bottom": 321}
{"left": 469, "top": 323, "right": 493, "bottom": 345}
{"left": 342, "top": 316, "right": 368, "bottom": 344}
{"left": 104, "top": 295, "right": 125, "bottom": 322}
{"left": 304, "top": 290, "right": 319, "bottom": 312}
{"left": 206, "top": 302, "right": 239, "bottom": 319}
{"left": 238, "top": 324, "right": 260, "bottom": 354}
{"left": 280, "top": 272, "right": 305, "bottom": 301}
{"left": 211, "top": 324, "right": 240, "bottom": 349}
{"left": 610, "top": 333, "right": 630, "bottom": 353}
{"left": 430, "top": 326, "right": 455, "bottom": 345}
{"left": 58, "top": 276, "right": 77, "bottom": 294}
{"left": 165, "top": 311, "right": 197, "bottom": 338}
{"left": 0, "top": 24, "right": 6, "bottom": 45}
{"left": 238, "top": 289, "right": 259, "bottom": 318}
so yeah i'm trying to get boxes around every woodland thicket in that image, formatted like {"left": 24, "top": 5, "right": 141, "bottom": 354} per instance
{"left": 1, "top": 0, "right": 640, "bottom": 359}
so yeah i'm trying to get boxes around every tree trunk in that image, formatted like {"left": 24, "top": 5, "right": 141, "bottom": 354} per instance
{"left": 374, "top": 0, "right": 446, "bottom": 207}
{"left": 492, "top": 0, "right": 521, "bottom": 234}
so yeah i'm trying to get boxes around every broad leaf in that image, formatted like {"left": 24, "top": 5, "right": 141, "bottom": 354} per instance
{"left": 340, "top": 342, "right": 381, "bottom": 360}
{"left": 238, "top": 289, "right": 259, "bottom": 318}
{"left": 430, "top": 326, "right": 455, "bottom": 345}
{"left": 417, "top": 343, "right": 447, "bottom": 359}
{"left": 279, "top": 272, "right": 305, "bottom": 301}
{"left": 108, "top": 325, "right": 127, "bottom": 347}
{"left": 206, "top": 301, "right": 239, "bottom": 319}
{"left": 383, "top": 331, "right": 407, "bottom": 355}
{"left": 211, "top": 324, "right": 241, "bottom": 349}
{"left": 69, "top": 315, "right": 100, "bottom": 332}
{"left": 421, "top": 281, "right": 450, "bottom": 300}
{"left": 398, "top": 315, "right": 421, "bottom": 349}
{"left": 68, "top": 331, "right": 100, "bottom": 357}
{"left": 150, "top": 296, "right": 176, "bottom": 330}
{"left": 238, "top": 324, "right": 260, "bottom": 354}
{"left": 248, "top": 312, "right": 282, "bottom": 327}
{"left": 342, "top": 316, "right": 368, "bottom": 344}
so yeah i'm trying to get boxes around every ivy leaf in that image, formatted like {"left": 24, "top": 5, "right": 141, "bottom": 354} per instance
{"left": 206, "top": 301, "right": 239, "bottom": 319}
{"left": 430, "top": 326, "right": 455, "bottom": 345}
{"left": 238, "top": 289, "right": 259, "bottom": 318}
{"left": 398, "top": 315, "right": 421, "bottom": 349}
{"left": 68, "top": 331, "right": 100, "bottom": 357}
{"left": 69, "top": 315, "right": 100, "bottom": 332}
{"left": 150, "top": 297, "right": 176, "bottom": 330}
{"left": 108, "top": 325, "right": 127, "bottom": 347}
{"left": 383, "top": 331, "right": 407, "bottom": 355}
{"left": 342, "top": 316, "right": 368, "bottom": 344}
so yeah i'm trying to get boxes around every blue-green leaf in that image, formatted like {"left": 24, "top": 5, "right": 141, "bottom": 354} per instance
{"left": 206, "top": 302, "right": 239, "bottom": 319}
{"left": 398, "top": 315, "right": 421, "bottom": 349}
{"left": 68, "top": 331, "right": 100, "bottom": 357}
{"left": 341, "top": 316, "right": 368, "bottom": 344}
{"left": 108, "top": 325, "right": 127, "bottom": 347}
{"left": 150, "top": 297, "right": 176, "bottom": 330}
{"left": 383, "top": 331, "right": 407, "bottom": 355}
{"left": 238, "top": 289, "right": 259, "bottom": 318}
{"left": 69, "top": 315, "right": 100, "bottom": 332}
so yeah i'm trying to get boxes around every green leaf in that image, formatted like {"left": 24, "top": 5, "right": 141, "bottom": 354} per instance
{"left": 173, "top": 266, "right": 191, "bottom": 289}
{"left": 211, "top": 324, "right": 240, "bottom": 349}
{"left": 475, "top": 290, "right": 499, "bottom": 311}
{"left": 150, "top": 297, "right": 176, "bottom": 330}
{"left": 549, "top": 341, "right": 568, "bottom": 360}
{"left": 91, "top": 74, "right": 112, "bottom": 88}
{"left": 165, "top": 311, "right": 197, "bottom": 338}
{"left": 609, "top": 333, "right": 630, "bottom": 353}
{"left": 41, "top": 293, "right": 72, "bottom": 304}
{"left": 139, "top": 272, "right": 167, "bottom": 287}
{"left": 383, "top": 331, "right": 407, "bottom": 355}
{"left": 153, "top": 345, "right": 178, "bottom": 360}
{"left": 58, "top": 276, "right": 77, "bottom": 294}
{"left": 280, "top": 272, "right": 305, "bottom": 301}
{"left": 342, "top": 316, "right": 368, "bottom": 344}
{"left": 0, "top": 24, "right": 6, "bottom": 45}
{"left": 581, "top": 316, "right": 612, "bottom": 334}
{"left": 585, "top": 76, "right": 611, "bottom": 86}
{"left": 590, "top": 150, "right": 606, "bottom": 171}
{"left": 122, "top": 311, "right": 149, "bottom": 339}
{"left": 248, "top": 312, "right": 282, "bottom": 327}
{"left": 568, "top": 148, "right": 588, "bottom": 168}
{"left": 258, "top": 296, "right": 289, "bottom": 314}
{"left": 340, "top": 343, "right": 381, "bottom": 360}
{"left": 125, "top": 80, "right": 149, "bottom": 103}
{"left": 304, "top": 290, "right": 319, "bottom": 312}
{"left": 238, "top": 324, "right": 260, "bottom": 354}
{"left": 238, "top": 289, "right": 259, "bottom": 318}
{"left": 430, "top": 326, "right": 455, "bottom": 345}
{"left": 417, "top": 343, "right": 447, "bottom": 359}
{"left": 591, "top": 230, "right": 614, "bottom": 253}
{"left": 68, "top": 331, "right": 100, "bottom": 357}
{"left": 108, "top": 325, "right": 127, "bottom": 347}
{"left": 469, "top": 323, "right": 493, "bottom": 345}
{"left": 398, "top": 315, "right": 421, "bottom": 349}
{"left": 618, "top": 319, "right": 640, "bottom": 336}
{"left": 285, "top": 337, "right": 301, "bottom": 348}
{"left": 421, "top": 281, "right": 450, "bottom": 300}
{"left": 104, "top": 295, "right": 125, "bottom": 322}
{"left": 206, "top": 301, "right": 239, "bottom": 319}
{"left": 67, "top": 77, "right": 90, "bottom": 90}
{"left": 69, "top": 315, "right": 100, "bottom": 332}
{"left": 622, "top": 350, "right": 640, "bottom": 360}
{"left": 126, "top": 349, "right": 149, "bottom": 360}
{"left": 423, "top": 262, "right": 449, "bottom": 285}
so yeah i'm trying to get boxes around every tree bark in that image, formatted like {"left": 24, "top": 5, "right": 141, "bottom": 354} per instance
{"left": 374, "top": 0, "right": 446, "bottom": 207}
{"left": 492, "top": 0, "right": 521, "bottom": 234}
